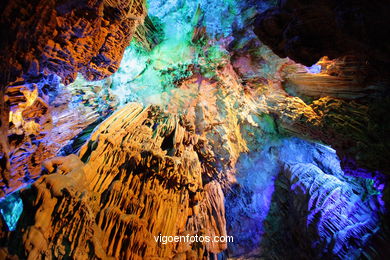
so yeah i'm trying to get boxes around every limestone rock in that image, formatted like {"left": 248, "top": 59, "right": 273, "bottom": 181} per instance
{"left": 264, "top": 162, "right": 383, "bottom": 259}
{"left": 0, "top": 0, "right": 146, "bottom": 193}
{"left": 253, "top": 0, "right": 390, "bottom": 67}
{"left": 3, "top": 103, "right": 227, "bottom": 259}
{"left": 1, "top": 76, "right": 100, "bottom": 196}
{"left": 0, "top": 0, "right": 146, "bottom": 85}
{"left": 283, "top": 57, "right": 386, "bottom": 99}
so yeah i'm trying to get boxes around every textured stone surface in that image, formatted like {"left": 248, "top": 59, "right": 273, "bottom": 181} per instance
{"left": 226, "top": 138, "right": 386, "bottom": 259}
{"left": 1, "top": 103, "right": 227, "bottom": 259}
{"left": 1, "top": 76, "right": 101, "bottom": 196}
{"left": 253, "top": 0, "right": 390, "bottom": 67}
{"left": 0, "top": 0, "right": 146, "bottom": 194}
{"left": 277, "top": 162, "right": 380, "bottom": 258}
{"left": 0, "top": 0, "right": 389, "bottom": 259}
{"left": 0, "top": 0, "right": 146, "bottom": 85}
{"left": 283, "top": 57, "right": 386, "bottom": 99}
{"left": 266, "top": 92, "right": 390, "bottom": 174}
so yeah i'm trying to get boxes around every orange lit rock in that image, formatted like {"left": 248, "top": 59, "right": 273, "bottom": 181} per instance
{"left": 3, "top": 103, "right": 227, "bottom": 259}
{"left": 0, "top": 0, "right": 147, "bottom": 192}
{"left": 2, "top": 80, "right": 100, "bottom": 195}
{"left": 0, "top": 0, "right": 146, "bottom": 85}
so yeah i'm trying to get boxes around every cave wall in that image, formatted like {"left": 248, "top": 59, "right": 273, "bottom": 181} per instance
{"left": 253, "top": 0, "right": 390, "bottom": 67}
{"left": 0, "top": 0, "right": 146, "bottom": 194}
{"left": 252, "top": 0, "right": 390, "bottom": 176}
{"left": 3, "top": 103, "right": 228, "bottom": 259}
{"left": 0, "top": 0, "right": 389, "bottom": 259}
{"left": 0, "top": 0, "right": 146, "bottom": 85}
{"left": 225, "top": 138, "right": 386, "bottom": 258}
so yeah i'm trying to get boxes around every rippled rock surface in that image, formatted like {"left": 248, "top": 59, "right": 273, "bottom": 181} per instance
{"left": 1, "top": 104, "right": 227, "bottom": 259}
{"left": 0, "top": 0, "right": 389, "bottom": 259}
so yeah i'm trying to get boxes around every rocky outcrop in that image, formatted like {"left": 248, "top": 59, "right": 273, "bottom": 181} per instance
{"left": 2, "top": 103, "right": 227, "bottom": 259}
{"left": 0, "top": 76, "right": 102, "bottom": 196}
{"left": 225, "top": 138, "right": 386, "bottom": 259}
{"left": 231, "top": 11, "right": 390, "bottom": 175}
{"left": 253, "top": 0, "right": 390, "bottom": 67}
{"left": 230, "top": 40, "right": 390, "bottom": 175}
{"left": 0, "top": 0, "right": 146, "bottom": 195}
{"left": 274, "top": 162, "right": 381, "bottom": 259}
{"left": 283, "top": 57, "right": 386, "bottom": 99}
{"left": 0, "top": 0, "right": 389, "bottom": 258}
{"left": 0, "top": 0, "right": 146, "bottom": 85}
{"left": 265, "top": 90, "right": 390, "bottom": 175}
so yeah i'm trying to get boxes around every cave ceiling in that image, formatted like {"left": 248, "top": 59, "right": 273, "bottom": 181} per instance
{"left": 0, "top": 0, "right": 389, "bottom": 259}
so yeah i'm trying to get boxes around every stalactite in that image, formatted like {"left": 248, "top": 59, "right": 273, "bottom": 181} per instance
{"left": 0, "top": 0, "right": 389, "bottom": 259}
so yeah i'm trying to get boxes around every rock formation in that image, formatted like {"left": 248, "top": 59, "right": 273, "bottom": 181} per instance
{"left": 0, "top": 0, "right": 146, "bottom": 85}
{"left": 270, "top": 162, "right": 381, "bottom": 259}
{"left": 252, "top": 0, "right": 390, "bottom": 174}
{"left": 1, "top": 76, "right": 105, "bottom": 196}
{"left": 0, "top": 0, "right": 389, "bottom": 259}
{"left": 225, "top": 138, "right": 386, "bottom": 259}
{"left": 1, "top": 103, "right": 227, "bottom": 259}
{"left": 0, "top": 0, "right": 147, "bottom": 190}
{"left": 253, "top": 0, "right": 390, "bottom": 67}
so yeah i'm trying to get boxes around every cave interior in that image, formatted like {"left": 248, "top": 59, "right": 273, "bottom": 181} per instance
{"left": 0, "top": 0, "right": 390, "bottom": 259}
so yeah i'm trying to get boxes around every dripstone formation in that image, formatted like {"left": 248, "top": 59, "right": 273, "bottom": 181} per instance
{"left": 0, "top": 0, "right": 147, "bottom": 194}
{"left": 0, "top": 0, "right": 389, "bottom": 259}
{"left": 1, "top": 104, "right": 226, "bottom": 259}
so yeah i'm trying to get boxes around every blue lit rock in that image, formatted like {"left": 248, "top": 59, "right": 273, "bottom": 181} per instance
{"left": 226, "top": 138, "right": 384, "bottom": 259}
{"left": 0, "top": 0, "right": 388, "bottom": 259}
{"left": 0, "top": 192, "right": 23, "bottom": 231}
